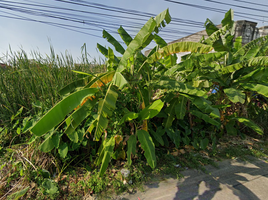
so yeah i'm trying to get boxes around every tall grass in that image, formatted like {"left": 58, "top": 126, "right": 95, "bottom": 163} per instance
{"left": 0, "top": 47, "right": 106, "bottom": 123}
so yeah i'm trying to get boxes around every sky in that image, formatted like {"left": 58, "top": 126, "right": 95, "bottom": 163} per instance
{"left": 0, "top": 0, "right": 268, "bottom": 63}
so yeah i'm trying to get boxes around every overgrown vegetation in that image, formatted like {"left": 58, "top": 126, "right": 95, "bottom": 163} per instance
{"left": 1, "top": 9, "right": 268, "bottom": 199}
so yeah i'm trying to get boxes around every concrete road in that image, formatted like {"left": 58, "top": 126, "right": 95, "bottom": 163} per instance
{"left": 115, "top": 157, "right": 268, "bottom": 200}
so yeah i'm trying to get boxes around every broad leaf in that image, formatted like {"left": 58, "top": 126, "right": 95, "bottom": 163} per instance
{"left": 191, "top": 110, "right": 221, "bottom": 127}
{"left": 103, "top": 30, "right": 125, "bottom": 55}
{"left": 119, "top": 112, "right": 139, "bottom": 125}
{"left": 7, "top": 187, "right": 29, "bottom": 200}
{"left": 139, "top": 99, "right": 164, "bottom": 120}
{"left": 137, "top": 130, "right": 156, "bottom": 169}
{"left": 31, "top": 88, "right": 98, "bottom": 136}
{"left": 94, "top": 85, "right": 118, "bottom": 141}
{"left": 59, "top": 76, "right": 92, "bottom": 96}
{"left": 117, "top": 9, "right": 171, "bottom": 72}
{"left": 221, "top": 9, "right": 234, "bottom": 27}
{"left": 118, "top": 26, "right": 133, "bottom": 45}
{"left": 224, "top": 88, "right": 245, "bottom": 104}
{"left": 113, "top": 72, "right": 128, "bottom": 89}
{"left": 175, "top": 96, "right": 187, "bottom": 119}
{"left": 127, "top": 135, "right": 137, "bottom": 165}
{"left": 165, "top": 51, "right": 227, "bottom": 76}
{"left": 156, "top": 79, "right": 207, "bottom": 97}
{"left": 164, "top": 98, "right": 177, "bottom": 128}
{"left": 235, "top": 117, "right": 263, "bottom": 135}
{"left": 65, "top": 98, "right": 97, "bottom": 141}
{"left": 241, "top": 83, "right": 268, "bottom": 98}
{"left": 97, "top": 43, "right": 108, "bottom": 57}
{"left": 99, "top": 137, "right": 115, "bottom": 176}
{"left": 200, "top": 138, "right": 209, "bottom": 150}
{"left": 39, "top": 132, "right": 56, "bottom": 152}
{"left": 204, "top": 18, "right": 219, "bottom": 36}
{"left": 58, "top": 143, "right": 68, "bottom": 159}
{"left": 147, "top": 42, "right": 213, "bottom": 64}
{"left": 166, "top": 128, "right": 181, "bottom": 148}
{"left": 151, "top": 127, "right": 165, "bottom": 146}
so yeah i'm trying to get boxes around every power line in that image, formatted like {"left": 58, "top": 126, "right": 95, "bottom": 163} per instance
{"left": 164, "top": 0, "right": 265, "bottom": 21}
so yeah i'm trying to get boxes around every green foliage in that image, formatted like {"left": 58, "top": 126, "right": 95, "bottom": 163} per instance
{"left": 2, "top": 10, "right": 268, "bottom": 196}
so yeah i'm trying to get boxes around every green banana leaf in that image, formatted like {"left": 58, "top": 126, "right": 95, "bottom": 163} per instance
{"left": 119, "top": 112, "right": 139, "bottom": 125}
{"left": 175, "top": 95, "right": 187, "bottom": 119}
{"left": 31, "top": 88, "right": 98, "bottom": 136}
{"left": 151, "top": 127, "right": 165, "bottom": 146}
{"left": 248, "top": 56, "right": 268, "bottom": 67}
{"left": 235, "top": 117, "right": 263, "bottom": 135}
{"left": 137, "top": 130, "right": 156, "bottom": 169}
{"left": 65, "top": 98, "right": 97, "bottom": 142}
{"left": 241, "top": 83, "right": 268, "bottom": 98}
{"left": 139, "top": 99, "right": 164, "bottom": 120}
{"left": 164, "top": 98, "right": 177, "bottom": 128}
{"left": 224, "top": 88, "right": 245, "bottom": 104}
{"left": 234, "top": 35, "right": 268, "bottom": 58}
{"left": 94, "top": 85, "right": 118, "bottom": 141}
{"left": 97, "top": 43, "right": 108, "bottom": 57}
{"left": 165, "top": 51, "right": 227, "bottom": 76}
{"left": 127, "top": 135, "right": 137, "bottom": 165}
{"left": 156, "top": 79, "right": 207, "bottom": 97}
{"left": 103, "top": 30, "right": 125, "bottom": 55}
{"left": 147, "top": 42, "right": 213, "bottom": 64}
{"left": 113, "top": 72, "right": 128, "bottom": 89}
{"left": 118, "top": 26, "right": 133, "bottom": 46}
{"left": 117, "top": 9, "right": 171, "bottom": 72}
{"left": 59, "top": 76, "right": 93, "bottom": 96}
{"left": 190, "top": 110, "right": 221, "bottom": 127}
{"left": 204, "top": 18, "right": 219, "bottom": 36}
{"left": 98, "top": 137, "right": 115, "bottom": 176}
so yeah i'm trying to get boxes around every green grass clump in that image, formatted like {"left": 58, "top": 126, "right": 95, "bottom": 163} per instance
{"left": 0, "top": 47, "right": 106, "bottom": 123}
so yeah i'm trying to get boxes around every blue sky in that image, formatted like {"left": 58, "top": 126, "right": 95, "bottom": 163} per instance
{"left": 0, "top": 0, "right": 267, "bottom": 63}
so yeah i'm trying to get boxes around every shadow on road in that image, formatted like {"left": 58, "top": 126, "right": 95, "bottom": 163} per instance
{"left": 174, "top": 157, "right": 268, "bottom": 200}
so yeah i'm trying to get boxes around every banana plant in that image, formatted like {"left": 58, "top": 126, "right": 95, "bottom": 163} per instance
{"left": 31, "top": 9, "right": 172, "bottom": 175}
{"left": 163, "top": 9, "right": 265, "bottom": 136}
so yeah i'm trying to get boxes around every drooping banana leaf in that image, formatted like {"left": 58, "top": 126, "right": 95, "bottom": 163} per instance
{"left": 234, "top": 35, "right": 268, "bottom": 58}
{"left": 127, "top": 135, "right": 137, "bottom": 165}
{"left": 248, "top": 56, "right": 268, "bottom": 67}
{"left": 155, "top": 78, "right": 207, "bottom": 97}
{"left": 190, "top": 110, "right": 221, "bottom": 127}
{"left": 175, "top": 95, "right": 187, "bottom": 119}
{"left": 119, "top": 112, "right": 139, "bottom": 125}
{"left": 31, "top": 88, "right": 98, "bottom": 136}
{"left": 164, "top": 98, "right": 177, "bottom": 128}
{"left": 147, "top": 42, "right": 213, "bottom": 64}
{"left": 165, "top": 51, "right": 227, "bottom": 76}
{"left": 137, "top": 130, "right": 156, "bottom": 169}
{"left": 235, "top": 117, "right": 263, "bottom": 135}
{"left": 241, "top": 83, "right": 268, "bottom": 98}
{"left": 97, "top": 136, "right": 115, "bottom": 176}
